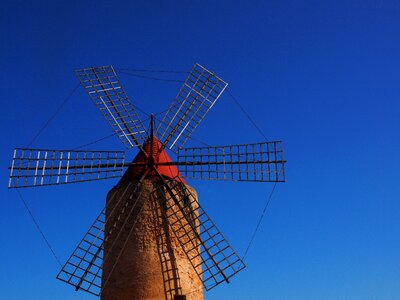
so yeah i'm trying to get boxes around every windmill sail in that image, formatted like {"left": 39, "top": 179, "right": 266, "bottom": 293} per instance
{"left": 153, "top": 176, "right": 245, "bottom": 291}
{"left": 8, "top": 148, "right": 125, "bottom": 188}
{"left": 157, "top": 63, "right": 227, "bottom": 151}
{"left": 176, "top": 141, "right": 286, "bottom": 182}
{"left": 57, "top": 179, "right": 147, "bottom": 296}
{"left": 57, "top": 206, "right": 104, "bottom": 296}
{"left": 75, "top": 65, "right": 148, "bottom": 149}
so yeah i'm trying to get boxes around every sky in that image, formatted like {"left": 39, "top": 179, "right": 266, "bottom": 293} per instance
{"left": 1, "top": 0, "right": 399, "bottom": 299}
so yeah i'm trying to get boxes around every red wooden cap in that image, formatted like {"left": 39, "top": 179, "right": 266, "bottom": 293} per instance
{"left": 120, "top": 136, "right": 186, "bottom": 183}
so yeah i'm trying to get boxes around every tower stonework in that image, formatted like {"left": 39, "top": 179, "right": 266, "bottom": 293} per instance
{"left": 102, "top": 179, "right": 203, "bottom": 300}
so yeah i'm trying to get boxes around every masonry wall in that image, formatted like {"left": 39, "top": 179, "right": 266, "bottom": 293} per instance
{"left": 101, "top": 179, "right": 203, "bottom": 300}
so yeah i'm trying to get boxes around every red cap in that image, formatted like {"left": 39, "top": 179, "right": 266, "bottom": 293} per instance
{"left": 120, "top": 136, "right": 185, "bottom": 183}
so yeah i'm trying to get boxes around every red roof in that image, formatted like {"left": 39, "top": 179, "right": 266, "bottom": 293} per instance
{"left": 120, "top": 136, "right": 185, "bottom": 183}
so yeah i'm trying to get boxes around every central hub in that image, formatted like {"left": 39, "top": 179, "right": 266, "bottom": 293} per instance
{"left": 120, "top": 135, "right": 186, "bottom": 183}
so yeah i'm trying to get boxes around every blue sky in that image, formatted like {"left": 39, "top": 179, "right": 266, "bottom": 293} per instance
{"left": 1, "top": 1, "right": 399, "bottom": 299}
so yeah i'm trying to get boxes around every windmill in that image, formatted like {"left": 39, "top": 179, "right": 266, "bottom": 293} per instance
{"left": 8, "top": 64, "right": 286, "bottom": 300}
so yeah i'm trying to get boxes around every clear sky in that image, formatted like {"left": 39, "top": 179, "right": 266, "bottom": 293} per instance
{"left": 1, "top": 1, "right": 399, "bottom": 299}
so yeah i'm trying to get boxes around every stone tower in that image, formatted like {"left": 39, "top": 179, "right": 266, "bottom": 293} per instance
{"left": 101, "top": 136, "right": 203, "bottom": 300}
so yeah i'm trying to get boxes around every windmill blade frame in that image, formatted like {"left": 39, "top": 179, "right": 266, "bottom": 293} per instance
{"left": 157, "top": 63, "right": 227, "bottom": 151}
{"left": 8, "top": 148, "right": 126, "bottom": 188}
{"left": 57, "top": 172, "right": 148, "bottom": 296}
{"left": 75, "top": 65, "right": 148, "bottom": 149}
{"left": 152, "top": 175, "right": 245, "bottom": 291}
{"left": 176, "top": 141, "right": 286, "bottom": 182}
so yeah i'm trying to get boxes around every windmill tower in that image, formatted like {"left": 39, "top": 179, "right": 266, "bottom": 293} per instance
{"left": 8, "top": 64, "right": 286, "bottom": 299}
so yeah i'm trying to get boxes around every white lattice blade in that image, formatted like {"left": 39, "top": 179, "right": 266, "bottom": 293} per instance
{"left": 153, "top": 177, "right": 245, "bottom": 290}
{"left": 8, "top": 148, "right": 126, "bottom": 188}
{"left": 176, "top": 141, "right": 286, "bottom": 182}
{"left": 56, "top": 207, "right": 105, "bottom": 296}
{"left": 157, "top": 63, "right": 228, "bottom": 151}
{"left": 75, "top": 65, "right": 148, "bottom": 149}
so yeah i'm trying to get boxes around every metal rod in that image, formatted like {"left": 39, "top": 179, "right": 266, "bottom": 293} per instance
{"left": 9, "top": 160, "right": 286, "bottom": 171}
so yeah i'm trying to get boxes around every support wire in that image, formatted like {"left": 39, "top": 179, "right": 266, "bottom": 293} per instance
{"left": 16, "top": 189, "right": 63, "bottom": 267}
{"left": 16, "top": 83, "right": 80, "bottom": 268}
{"left": 117, "top": 70, "right": 185, "bottom": 83}
{"left": 27, "top": 83, "right": 80, "bottom": 147}
{"left": 226, "top": 88, "right": 280, "bottom": 263}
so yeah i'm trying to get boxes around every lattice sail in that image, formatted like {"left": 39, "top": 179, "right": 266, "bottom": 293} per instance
{"left": 75, "top": 65, "right": 148, "bottom": 148}
{"left": 8, "top": 148, "right": 125, "bottom": 188}
{"left": 157, "top": 63, "right": 227, "bottom": 151}
{"left": 57, "top": 208, "right": 104, "bottom": 295}
{"left": 57, "top": 180, "right": 146, "bottom": 296}
{"left": 153, "top": 176, "right": 245, "bottom": 291}
{"left": 176, "top": 141, "right": 286, "bottom": 182}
